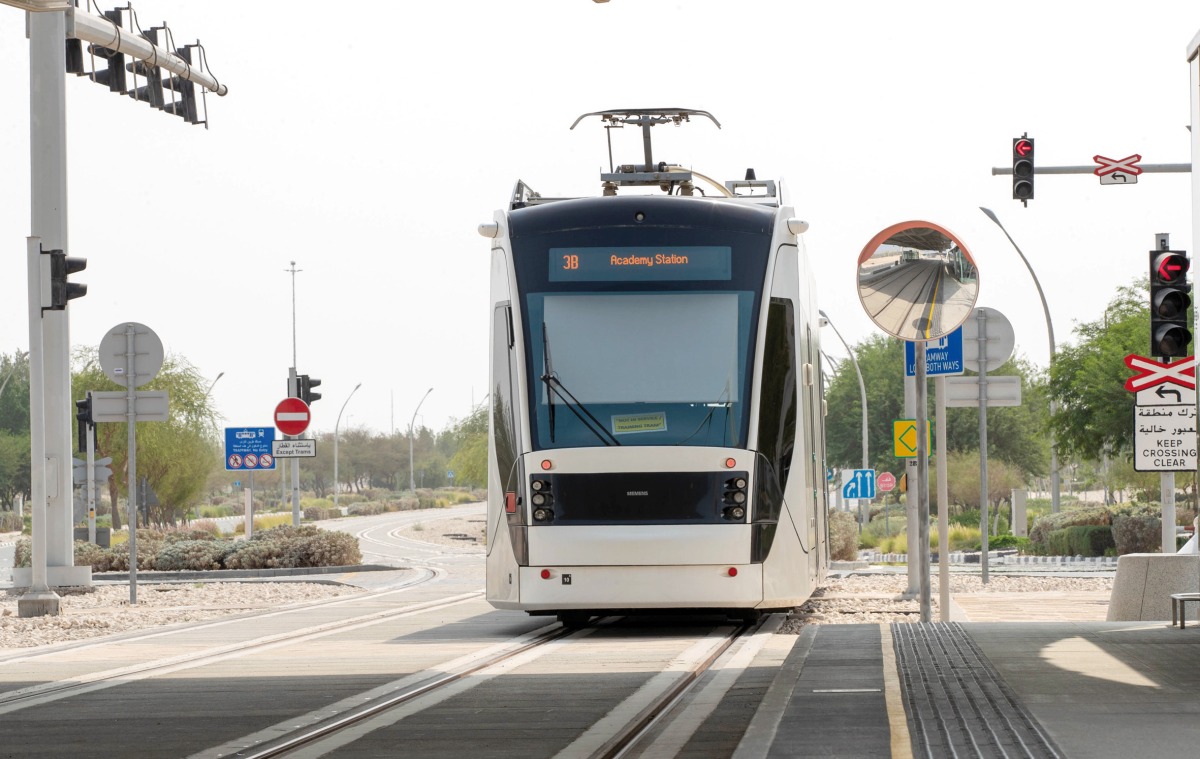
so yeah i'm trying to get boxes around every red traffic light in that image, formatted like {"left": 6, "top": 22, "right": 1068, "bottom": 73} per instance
{"left": 1014, "top": 139, "right": 1033, "bottom": 157}
{"left": 1153, "top": 252, "right": 1189, "bottom": 284}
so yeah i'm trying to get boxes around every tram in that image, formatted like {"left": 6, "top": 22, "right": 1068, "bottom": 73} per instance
{"left": 479, "top": 109, "right": 829, "bottom": 625}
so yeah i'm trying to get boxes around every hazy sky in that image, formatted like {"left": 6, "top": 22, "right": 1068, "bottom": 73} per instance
{"left": 0, "top": 1, "right": 1197, "bottom": 437}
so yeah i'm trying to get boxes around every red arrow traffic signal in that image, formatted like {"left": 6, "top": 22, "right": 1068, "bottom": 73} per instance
{"left": 1014, "top": 139, "right": 1033, "bottom": 157}
{"left": 1155, "top": 252, "right": 1189, "bottom": 283}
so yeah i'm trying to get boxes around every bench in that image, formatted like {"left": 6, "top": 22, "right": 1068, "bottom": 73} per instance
{"left": 1170, "top": 593, "right": 1200, "bottom": 629}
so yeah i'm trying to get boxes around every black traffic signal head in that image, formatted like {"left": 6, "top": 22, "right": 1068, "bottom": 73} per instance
{"left": 42, "top": 249, "right": 87, "bottom": 311}
{"left": 1149, "top": 250, "right": 1192, "bottom": 357}
{"left": 299, "top": 375, "right": 322, "bottom": 405}
{"left": 75, "top": 395, "right": 93, "bottom": 452}
{"left": 1012, "top": 136, "right": 1034, "bottom": 202}
{"left": 86, "top": 10, "right": 127, "bottom": 93}
{"left": 162, "top": 46, "right": 201, "bottom": 125}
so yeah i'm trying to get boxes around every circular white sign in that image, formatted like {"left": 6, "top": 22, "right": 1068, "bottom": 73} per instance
{"left": 98, "top": 323, "right": 163, "bottom": 388}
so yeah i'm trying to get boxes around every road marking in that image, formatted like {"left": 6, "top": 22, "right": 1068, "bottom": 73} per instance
{"left": 880, "top": 624, "right": 914, "bottom": 759}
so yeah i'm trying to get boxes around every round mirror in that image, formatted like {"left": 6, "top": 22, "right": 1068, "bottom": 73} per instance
{"left": 856, "top": 221, "right": 979, "bottom": 341}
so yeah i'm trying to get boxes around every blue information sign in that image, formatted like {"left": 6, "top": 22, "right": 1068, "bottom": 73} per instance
{"left": 905, "top": 327, "right": 965, "bottom": 377}
{"left": 224, "top": 427, "right": 277, "bottom": 471}
{"left": 841, "top": 469, "right": 876, "bottom": 500}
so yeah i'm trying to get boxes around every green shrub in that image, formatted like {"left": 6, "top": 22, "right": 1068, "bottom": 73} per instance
{"left": 1029, "top": 504, "right": 1111, "bottom": 553}
{"left": 152, "top": 539, "right": 235, "bottom": 571}
{"left": 987, "top": 534, "right": 1031, "bottom": 552}
{"left": 1046, "top": 525, "right": 1114, "bottom": 557}
{"left": 223, "top": 525, "right": 362, "bottom": 569}
{"left": 1112, "top": 514, "right": 1161, "bottom": 555}
{"left": 828, "top": 509, "right": 858, "bottom": 561}
{"left": 0, "top": 511, "right": 21, "bottom": 532}
{"left": 347, "top": 502, "right": 386, "bottom": 517}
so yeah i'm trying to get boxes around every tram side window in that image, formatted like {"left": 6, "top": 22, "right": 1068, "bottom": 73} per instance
{"left": 493, "top": 305, "right": 520, "bottom": 491}
{"left": 757, "top": 297, "right": 798, "bottom": 520}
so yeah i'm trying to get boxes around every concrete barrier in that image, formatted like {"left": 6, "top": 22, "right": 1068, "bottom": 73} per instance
{"left": 1107, "top": 553, "right": 1200, "bottom": 622}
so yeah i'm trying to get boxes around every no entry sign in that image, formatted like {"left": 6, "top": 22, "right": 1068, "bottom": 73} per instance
{"left": 274, "top": 397, "right": 311, "bottom": 436}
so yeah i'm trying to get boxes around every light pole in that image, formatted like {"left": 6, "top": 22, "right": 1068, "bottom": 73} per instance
{"left": 979, "top": 207, "right": 1061, "bottom": 513}
{"left": 204, "top": 371, "right": 224, "bottom": 398}
{"left": 819, "top": 311, "right": 870, "bottom": 531}
{"left": 334, "top": 383, "right": 362, "bottom": 508}
{"left": 409, "top": 387, "right": 433, "bottom": 493}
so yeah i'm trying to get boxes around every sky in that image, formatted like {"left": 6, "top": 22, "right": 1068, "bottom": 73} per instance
{"left": 0, "top": 1, "right": 1197, "bottom": 438}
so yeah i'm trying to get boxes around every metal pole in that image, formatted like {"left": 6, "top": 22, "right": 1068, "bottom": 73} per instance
{"left": 334, "top": 383, "right": 362, "bottom": 508}
{"left": 915, "top": 341, "right": 931, "bottom": 623}
{"left": 936, "top": 376, "right": 950, "bottom": 621}
{"left": 19, "top": 237, "right": 58, "bottom": 616}
{"left": 977, "top": 310, "right": 990, "bottom": 584}
{"left": 31, "top": 8, "right": 74, "bottom": 585}
{"left": 125, "top": 325, "right": 138, "bottom": 604}
{"left": 980, "top": 208, "right": 1060, "bottom": 513}
{"left": 86, "top": 397, "right": 96, "bottom": 545}
{"left": 819, "top": 311, "right": 869, "bottom": 528}
{"left": 286, "top": 262, "right": 300, "bottom": 369}
{"left": 904, "top": 373, "right": 918, "bottom": 595}
{"left": 409, "top": 388, "right": 433, "bottom": 493}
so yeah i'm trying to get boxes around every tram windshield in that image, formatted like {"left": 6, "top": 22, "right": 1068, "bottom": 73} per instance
{"left": 525, "top": 288, "right": 756, "bottom": 449}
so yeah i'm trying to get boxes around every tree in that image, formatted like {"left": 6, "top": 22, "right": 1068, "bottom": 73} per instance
{"left": 823, "top": 334, "right": 1050, "bottom": 482}
{"left": 1048, "top": 282, "right": 1149, "bottom": 462}
{"left": 72, "top": 348, "right": 220, "bottom": 527}
{"left": 0, "top": 350, "right": 30, "bottom": 509}
{"left": 446, "top": 405, "right": 487, "bottom": 488}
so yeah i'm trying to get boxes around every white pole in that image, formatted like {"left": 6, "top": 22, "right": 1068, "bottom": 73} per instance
{"left": 335, "top": 383, "right": 362, "bottom": 508}
{"left": 19, "top": 237, "right": 58, "bottom": 617}
{"left": 125, "top": 325, "right": 138, "bottom": 604}
{"left": 977, "top": 310, "right": 991, "bottom": 584}
{"left": 936, "top": 376, "right": 950, "bottom": 621}
{"left": 904, "top": 373, "right": 918, "bottom": 595}
{"left": 409, "top": 388, "right": 433, "bottom": 493}
{"left": 30, "top": 8, "right": 74, "bottom": 585}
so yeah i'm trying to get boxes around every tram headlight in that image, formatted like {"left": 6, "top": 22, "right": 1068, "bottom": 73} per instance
{"left": 531, "top": 480, "right": 545, "bottom": 492}
{"left": 729, "top": 476, "right": 748, "bottom": 490}
{"left": 532, "top": 493, "right": 547, "bottom": 506}
{"left": 533, "top": 507, "right": 554, "bottom": 522}
{"left": 723, "top": 506, "right": 746, "bottom": 521}
{"left": 731, "top": 491, "right": 746, "bottom": 505}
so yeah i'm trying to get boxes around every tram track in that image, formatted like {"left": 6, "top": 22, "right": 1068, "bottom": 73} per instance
{"left": 0, "top": 583, "right": 482, "bottom": 715}
{"left": 216, "top": 616, "right": 768, "bottom": 759}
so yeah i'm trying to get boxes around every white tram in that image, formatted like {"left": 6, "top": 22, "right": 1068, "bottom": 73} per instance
{"left": 479, "top": 110, "right": 829, "bottom": 625}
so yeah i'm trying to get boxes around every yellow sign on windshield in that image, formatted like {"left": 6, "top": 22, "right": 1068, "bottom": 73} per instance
{"left": 612, "top": 412, "right": 668, "bottom": 435}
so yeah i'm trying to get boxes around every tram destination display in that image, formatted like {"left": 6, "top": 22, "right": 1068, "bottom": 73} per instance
{"left": 549, "top": 245, "right": 731, "bottom": 282}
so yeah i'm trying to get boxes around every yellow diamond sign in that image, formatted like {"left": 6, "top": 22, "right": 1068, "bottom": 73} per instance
{"left": 893, "top": 419, "right": 931, "bottom": 458}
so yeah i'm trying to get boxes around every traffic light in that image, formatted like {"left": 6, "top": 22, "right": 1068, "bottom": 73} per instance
{"left": 1012, "top": 135, "right": 1034, "bottom": 203}
{"left": 163, "top": 46, "right": 201, "bottom": 125}
{"left": 299, "top": 375, "right": 322, "bottom": 405}
{"left": 75, "top": 395, "right": 93, "bottom": 453}
{"left": 125, "top": 27, "right": 165, "bottom": 108}
{"left": 1149, "top": 250, "right": 1192, "bottom": 357}
{"left": 41, "top": 248, "right": 87, "bottom": 311}
{"left": 86, "top": 10, "right": 128, "bottom": 94}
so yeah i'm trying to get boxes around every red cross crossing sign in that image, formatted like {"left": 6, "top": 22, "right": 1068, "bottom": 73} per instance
{"left": 1094, "top": 153, "right": 1142, "bottom": 185}
{"left": 1124, "top": 354, "right": 1197, "bottom": 393}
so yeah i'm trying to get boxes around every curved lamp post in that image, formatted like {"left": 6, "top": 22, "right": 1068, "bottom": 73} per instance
{"left": 819, "top": 311, "right": 869, "bottom": 533}
{"left": 204, "top": 371, "right": 224, "bottom": 398}
{"left": 334, "top": 383, "right": 362, "bottom": 508}
{"left": 409, "top": 387, "right": 433, "bottom": 493}
{"left": 979, "top": 207, "right": 1061, "bottom": 513}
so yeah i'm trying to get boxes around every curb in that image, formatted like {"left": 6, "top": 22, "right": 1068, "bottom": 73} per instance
{"left": 58, "top": 564, "right": 404, "bottom": 584}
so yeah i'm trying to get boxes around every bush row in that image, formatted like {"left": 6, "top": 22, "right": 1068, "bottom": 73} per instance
{"left": 1028, "top": 502, "right": 1165, "bottom": 555}
{"left": 15, "top": 525, "right": 362, "bottom": 572}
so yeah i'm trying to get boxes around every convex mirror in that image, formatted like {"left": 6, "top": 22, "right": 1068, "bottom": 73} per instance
{"left": 856, "top": 221, "right": 979, "bottom": 341}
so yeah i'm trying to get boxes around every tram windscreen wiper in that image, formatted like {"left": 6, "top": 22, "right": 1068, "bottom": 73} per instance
{"left": 540, "top": 325, "right": 621, "bottom": 447}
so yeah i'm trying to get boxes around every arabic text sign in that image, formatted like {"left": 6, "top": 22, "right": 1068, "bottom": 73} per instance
{"left": 224, "top": 427, "right": 277, "bottom": 471}
{"left": 1134, "top": 405, "right": 1198, "bottom": 472}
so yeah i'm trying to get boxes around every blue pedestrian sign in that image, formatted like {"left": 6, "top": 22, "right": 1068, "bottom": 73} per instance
{"left": 841, "top": 469, "right": 876, "bottom": 500}
{"left": 224, "top": 427, "right": 277, "bottom": 471}
{"left": 905, "top": 327, "right": 965, "bottom": 377}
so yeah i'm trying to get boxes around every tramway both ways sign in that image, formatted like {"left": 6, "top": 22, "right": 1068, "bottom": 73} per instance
{"left": 1126, "top": 354, "right": 1198, "bottom": 471}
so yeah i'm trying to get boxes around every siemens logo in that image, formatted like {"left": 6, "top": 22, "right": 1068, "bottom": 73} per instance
{"left": 625, "top": 490, "right": 649, "bottom": 496}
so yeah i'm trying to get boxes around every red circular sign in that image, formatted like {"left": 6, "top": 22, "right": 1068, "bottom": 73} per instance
{"left": 877, "top": 472, "right": 897, "bottom": 492}
{"left": 274, "top": 397, "right": 311, "bottom": 436}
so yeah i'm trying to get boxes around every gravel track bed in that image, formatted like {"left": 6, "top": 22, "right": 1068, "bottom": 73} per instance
{"left": 1, "top": 582, "right": 359, "bottom": 650}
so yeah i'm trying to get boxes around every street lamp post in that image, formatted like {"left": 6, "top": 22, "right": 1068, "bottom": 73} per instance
{"left": 979, "top": 207, "right": 1061, "bottom": 513}
{"left": 409, "top": 388, "right": 433, "bottom": 493}
{"left": 819, "top": 311, "right": 869, "bottom": 529}
{"left": 334, "top": 383, "right": 362, "bottom": 509}
{"left": 204, "top": 371, "right": 224, "bottom": 398}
